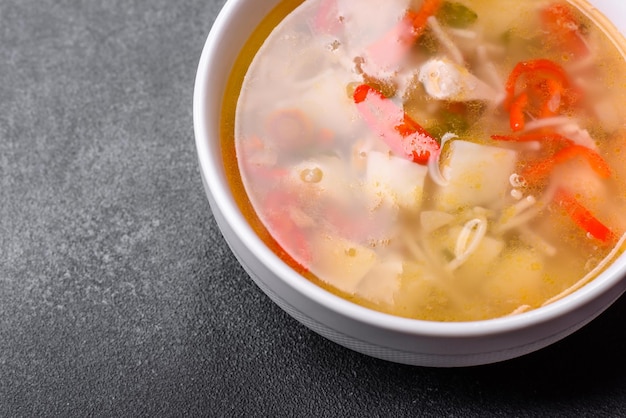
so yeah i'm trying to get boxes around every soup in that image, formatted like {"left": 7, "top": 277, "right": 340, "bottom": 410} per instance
{"left": 223, "top": 0, "right": 626, "bottom": 321}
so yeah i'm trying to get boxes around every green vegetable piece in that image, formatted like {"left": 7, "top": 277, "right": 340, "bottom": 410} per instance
{"left": 437, "top": 1, "right": 478, "bottom": 28}
{"left": 427, "top": 111, "right": 469, "bottom": 141}
{"left": 416, "top": 28, "right": 440, "bottom": 54}
{"left": 500, "top": 29, "right": 513, "bottom": 46}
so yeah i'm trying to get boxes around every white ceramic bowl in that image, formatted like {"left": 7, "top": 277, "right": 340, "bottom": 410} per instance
{"left": 194, "top": 0, "right": 626, "bottom": 367}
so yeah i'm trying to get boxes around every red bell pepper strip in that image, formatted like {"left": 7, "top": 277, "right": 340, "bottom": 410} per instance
{"left": 491, "top": 132, "right": 574, "bottom": 146}
{"left": 263, "top": 191, "right": 311, "bottom": 270}
{"left": 367, "top": 0, "right": 443, "bottom": 69}
{"left": 353, "top": 84, "right": 439, "bottom": 164}
{"left": 504, "top": 59, "right": 578, "bottom": 131}
{"left": 522, "top": 144, "right": 611, "bottom": 184}
{"left": 553, "top": 188, "right": 615, "bottom": 243}
{"left": 509, "top": 92, "right": 528, "bottom": 132}
{"left": 406, "top": 0, "right": 443, "bottom": 36}
{"left": 538, "top": 78, "right": 566, "bottom": 117}
{"left": 541, "top": 2, "right": 590, "bottom": 59}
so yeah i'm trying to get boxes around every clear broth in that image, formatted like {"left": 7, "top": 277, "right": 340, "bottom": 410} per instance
{"left": 222, "top": 0, "right": 626, "bottom": 321}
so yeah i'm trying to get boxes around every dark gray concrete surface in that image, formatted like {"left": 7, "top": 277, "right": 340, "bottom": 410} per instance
{"left": 1, "top": 0, "right": 626, "bottom": 416}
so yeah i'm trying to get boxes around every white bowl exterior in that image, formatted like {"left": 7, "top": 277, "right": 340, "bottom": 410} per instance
{"left": 194, "top": 0, "right": 626, "bottom": 366}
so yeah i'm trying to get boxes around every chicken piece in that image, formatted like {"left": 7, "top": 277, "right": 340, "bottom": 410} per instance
{"left": 418, "top": 58, "right": 498, "bottom": 102}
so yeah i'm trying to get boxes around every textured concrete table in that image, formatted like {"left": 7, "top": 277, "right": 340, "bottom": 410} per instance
{"left": 2, "top": 0, "right": 626, "bottom": 416}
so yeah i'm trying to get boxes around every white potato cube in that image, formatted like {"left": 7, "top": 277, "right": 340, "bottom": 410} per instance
{"left": 356, "top": 257, "right": 404, "bottom": 305}
{"left": 290, "top": 156, "right": 350, "bottom": 201}
{"left": 485, "top": 247, "right": 545, "bottom": 307}
{"left": 365, "top": 151, "right": 428, "bottom": 209}
{"left": 311, "top": 234, "right": 378, "bottom": 294}
{"left": 434, "top": 140, "right": 517, "bottom": 211}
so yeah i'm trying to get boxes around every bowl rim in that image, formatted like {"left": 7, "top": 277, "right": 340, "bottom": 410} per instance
{"left": 193, "top": 0, "right": 626, "bottom": 339}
